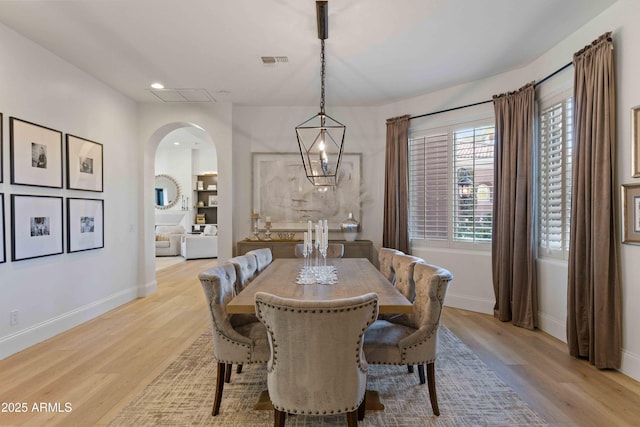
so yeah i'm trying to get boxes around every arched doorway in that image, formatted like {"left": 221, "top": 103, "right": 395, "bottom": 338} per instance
{"left": 141, "top": 121, "right": 217, "bottom": 296}
{"left": 153, "top": 125, "right": 218, "bottom": 268}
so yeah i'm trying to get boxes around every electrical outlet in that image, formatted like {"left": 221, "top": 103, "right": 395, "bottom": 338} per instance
{"left": 9, "top": 310, "right": 19, "bottom": 326}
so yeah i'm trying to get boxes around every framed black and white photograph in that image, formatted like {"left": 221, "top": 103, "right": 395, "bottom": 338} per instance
{"left": 0, "top": 194, "right": 5, "bottom": 263}
{"left": 9, "top": 117, "right": 63, "bottom": 188}
{"left": 622, "top": 183, "right": 640, "bottom": 244}
{"left": 66, "top": 134, "right": 104, "bottom": 192}
{"left": 11, "top": 195, "right": 63, "bottom": 261}
{"left": 67, "top": 197, "right": 104, "bottom": 253}
{"left": 208, "top": 194, "right": 218, "bottom": 206}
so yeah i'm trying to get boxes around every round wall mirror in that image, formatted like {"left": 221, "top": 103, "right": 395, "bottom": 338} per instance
{"left": 154, "top": 174, "right": 181, "bottom": 209}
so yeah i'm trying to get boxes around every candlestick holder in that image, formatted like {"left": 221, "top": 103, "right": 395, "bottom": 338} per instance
{"left": 264, "top": 225, "right": 272, "bottom": 241}
{"left": 250, "top": 214, "right": 260, "bottom": 240}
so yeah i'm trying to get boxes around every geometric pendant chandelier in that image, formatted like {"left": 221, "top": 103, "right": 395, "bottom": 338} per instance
{"left": 295, "top": 0, "right": 346, "bottom": 188}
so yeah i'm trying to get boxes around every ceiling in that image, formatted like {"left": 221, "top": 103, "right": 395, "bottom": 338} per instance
{"left": 0, "top": 0, "right": 617, "bottom": 107}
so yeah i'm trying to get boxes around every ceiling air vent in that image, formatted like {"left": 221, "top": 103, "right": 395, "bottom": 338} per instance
{"left": 148, "top": 88, "right": 215, "bottom": 103}
{"left": 261, "top": 56, "right": 289, "bottom": 65}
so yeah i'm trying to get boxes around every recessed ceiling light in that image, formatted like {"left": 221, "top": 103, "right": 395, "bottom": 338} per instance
{"left": 151, "top": 82, "right": 164, "bottom": 89}
{"left": 173, "top": 142, "right": 180, "bottom": 145}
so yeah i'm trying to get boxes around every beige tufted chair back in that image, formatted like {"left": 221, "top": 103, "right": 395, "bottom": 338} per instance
{"left": 255, "top": 292, "right": 379, "bottom": 426}
{"left": 392, "top": 254, "right": 425, "bottom": 303}
{"left": 246, "top": 248, "right": 273, "bottom": 273}
{"left": 198, "top": 263, "right": 269, "bottom": 416}
{"left": 362, "top": 262, "right": 452, "bottom": 416}
{"left": 378, "top": 248, "right": 404, "bottom": 283}
{"left": 403, "top": 263, "right": 452, "bottom": 361}
{"left": 228, "top": 254, "right": 259, "bottom": 295}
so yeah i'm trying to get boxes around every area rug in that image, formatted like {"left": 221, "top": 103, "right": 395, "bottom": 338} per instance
{"left": 108, "top": 326, "right": 548, "bottom": 426}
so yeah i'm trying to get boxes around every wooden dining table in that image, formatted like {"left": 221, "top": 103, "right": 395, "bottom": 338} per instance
{"left": 226, "top": 258, "right": 412, "bottom": 314}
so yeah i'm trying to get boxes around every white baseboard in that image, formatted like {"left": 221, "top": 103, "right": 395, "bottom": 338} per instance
{"left": 445, "top": 292, "right": 494, "bottom": 315}
{"left": 621, "top": 349, "right": 640, "bottom": 382}
{"left": 447, "top": 294, "right": 640, "bottom": 383}
{"left": 140, "top": 279, "right": 158, "bottom": 297}
{"left": 538, "top": 311, "right": 567, "bottom": 342}
{"left": 0, "top": 287, "right": 139, "bottom": 360}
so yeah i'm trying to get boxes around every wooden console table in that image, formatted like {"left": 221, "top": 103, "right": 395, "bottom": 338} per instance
{"left": 236, "top": 239, "right": 375, "bottom": 264}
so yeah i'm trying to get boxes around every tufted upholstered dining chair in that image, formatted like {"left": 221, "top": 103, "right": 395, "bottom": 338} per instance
{"left": 379, "top": 253, "right": 424, "bottom": 326}
{"left": 380, "top": 253, "right": 426, "bottom": 374}
{"left": 255, "top": 292, "right": 379, "bottom": 427}
{"left": 246, "top": 248, "right": 273, "bottom": 273}
{"left": 228, "top": 254, "right": 259, "bottom": 295}
{"left": 245, "top": 248, "right": 273, "bottom": 274}
{"left": 227, "top": 253, "right": 263, "bottom": 376}
{"left": 363, "top": 263, "right": 453, "bottom": 416}
{"left": 294, "top": 242, "right": 345, "bottom": 258}
{"left": 198, "top": 263, "right": 269, "bottom": 416}
{"left": 392, "top": 253, "right": 426, "bottom": 303}
{"left": 378, "top": 248, "right": 404, "bottom": 283}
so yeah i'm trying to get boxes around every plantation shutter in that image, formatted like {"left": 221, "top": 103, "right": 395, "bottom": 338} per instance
{"left": 409, "top": 133, "right": 449, "bottom": 240}
{"left": 539, "top": 98, "right": 572, "bottom": 256}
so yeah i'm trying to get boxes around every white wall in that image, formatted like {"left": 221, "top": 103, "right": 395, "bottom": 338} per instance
{"left": 0, "top": 23, "right": 140, "bottom": 358}
{"left": 193, "top": 147, "right": 218, "bottom": 175}
{"left": 231, "top": 105, "right": 385, "bottom": 249}
{"left": 154, "top": 143, "right": 219, "bottom": 229}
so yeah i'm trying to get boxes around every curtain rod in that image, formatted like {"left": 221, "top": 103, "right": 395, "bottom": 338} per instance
{"left": 409, "top": 61, "right": 573, "bottom": 121}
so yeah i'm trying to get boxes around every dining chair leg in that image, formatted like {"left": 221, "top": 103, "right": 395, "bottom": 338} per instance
{"left": 427, "top": 362, "right": 440, "bottom": 416}
{"left": 274, "top": 408, "right": 286, "bottom": 427}
{"left": 357, "top": 397, "right": 365, "bottom": 420}
{"left": 224, "top": 363, "right": 232, "bottom": 383}
{"left": 417, "top": 363, "right": 426, "bottom": 384}
{"left": 346, "top": 409, "right": 358, "bottom": 427}
{"left": 407, "top": 365, "right": 414, "bottom": 373}
{"left": 212, "top": 362, "right": 226, "bottom": 416}
{"left": 236, "top": 364, "right": 243, "bottom": 374}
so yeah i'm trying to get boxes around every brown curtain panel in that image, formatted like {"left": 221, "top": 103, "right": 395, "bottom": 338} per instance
{"left": 567, "top": 32, "right": 621, "bottom": 369}
{"left": 383, "top": 115, "right": 410, "bottom": 253}
{"left": 492, "top": 82, "right": 538, "bottom": 330}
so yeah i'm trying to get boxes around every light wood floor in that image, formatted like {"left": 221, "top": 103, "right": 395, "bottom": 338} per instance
{"left": 1, "top": 259, "right": 639, "bottom": 426}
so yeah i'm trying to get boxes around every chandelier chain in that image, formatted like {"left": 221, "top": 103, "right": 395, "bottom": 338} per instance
{"left": 320, "top": 39, "right": 325, "bottom": 114}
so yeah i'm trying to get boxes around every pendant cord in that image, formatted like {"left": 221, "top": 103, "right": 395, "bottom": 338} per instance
{"left": 320, "top": 39, "right": 326, "bottom": 115}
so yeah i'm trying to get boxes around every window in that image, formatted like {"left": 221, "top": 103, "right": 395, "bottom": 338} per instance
{"left": 409, "top": 132, "right": 449, "bottom": 241}
{"left": 409, "top": 122, "right": 495, "bottom": 246}
{"left": 538, "top": 96, "right": 573, "bottom": 258}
